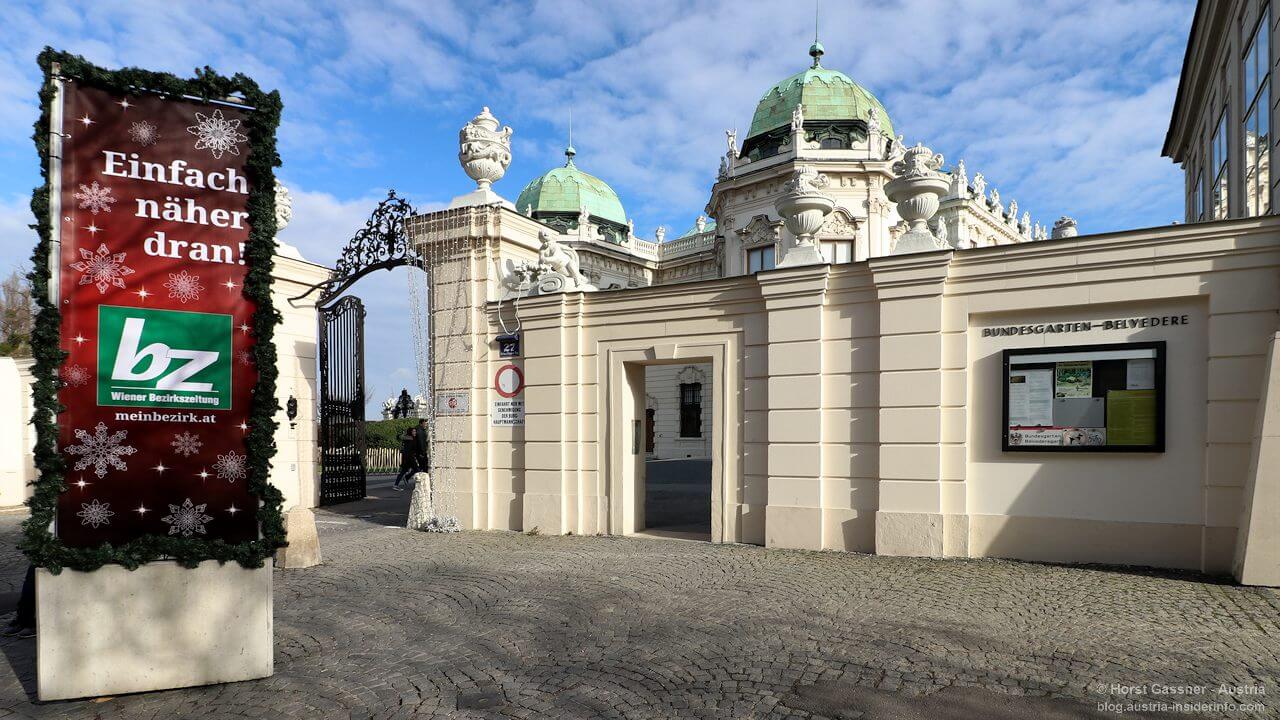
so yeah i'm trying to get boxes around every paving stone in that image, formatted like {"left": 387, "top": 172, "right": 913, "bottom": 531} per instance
{"left": 0, "top": 510, "right": 1276, "bottom": 718}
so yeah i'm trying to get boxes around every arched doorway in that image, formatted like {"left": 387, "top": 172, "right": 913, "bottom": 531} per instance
{"left": 293, "top": 192, "right": 418, "bottom": 505}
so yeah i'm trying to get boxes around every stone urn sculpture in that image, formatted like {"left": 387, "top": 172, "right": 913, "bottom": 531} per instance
{"left": 884, "top": 143, "right": 950, "bottom": 254}
{"left": 774, "top": 165, "right": 835, "bottom": 267}
{"left": 1051, "top": 216, "right": 1079, "bottom": 239}
{"left": 449, "top": 107, "right": 515, "bottom": 209}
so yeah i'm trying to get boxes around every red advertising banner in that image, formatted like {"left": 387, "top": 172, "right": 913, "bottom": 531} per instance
{"left": 56, "top": 82, "right": 259, "bottom": 547}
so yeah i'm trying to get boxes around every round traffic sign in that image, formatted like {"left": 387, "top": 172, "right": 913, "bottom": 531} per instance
{"left": 494, "top": 364, "right": 524, "bottom": 398}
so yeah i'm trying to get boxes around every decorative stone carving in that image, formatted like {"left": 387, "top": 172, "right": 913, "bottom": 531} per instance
{"left": 655, "top": 226, "right": 666, "bottom": 243}
{"left": 1007, "top": 199, "right": 1018, "bottom": 226}
{"left": 951, "top": 159, "right": 968, "bottom": 199}
{"left": 497, "top": 258, "right": 539, "bottom": 294}
{"left": 1051, "top": 216, "right": 1079, "bottom": 239}
{"left": 989, "top": 188, "right": 1003, "bottom": 216}
{"left": 737, "top": 214, "right": 783, "bottom": 248}
{"left": 817, "top": 207, "right": 858, "bottom": 239}
{"left": 774, "top": 165, "right": 835, "bottom": 267}
{"left": 971, "top": 172, "right": 986, "bottom": 203}
{"left": 884, "top": 144, "right": 950, "bottom": 254}
{"left": 890, "top": 134, "right": 906, "bottom": 161}
{"left": 725, "top": 129, "right": 738, "bottom": 158}
{"left": 718, "top": 156, "right": 729, "bottom": 180}
{"left": 458, "top": 107, "right": 512, "bottom": 191}
{"left": 934, "top": 217, "right": 949, "bottom": 246}
{"left": 677, "top": 366, "right": 707, "bottom": 385}
{"left": 867, "top": 106, "right": 882, "bottom": 137}
{"left": 1021, "top": 211, "right": 1032, "bottom": 237}
{"left": 274, "top": 180, "right": 292, "bottom": 231}
{"left": 695, "top": 215, "right": 707, "bottom": 234}
{"left": 536, "top": 231, "right": 590, "bottom": 291}
{"left": 522, "top": 204, "right": 533, "bottom": 217}
{"left": 791, "top": 103, "right": 805, "bottom": 132}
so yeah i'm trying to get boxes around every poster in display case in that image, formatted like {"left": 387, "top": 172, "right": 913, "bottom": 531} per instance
{"left": 1002, "top": 342, "right": 1165, "bottom": 452}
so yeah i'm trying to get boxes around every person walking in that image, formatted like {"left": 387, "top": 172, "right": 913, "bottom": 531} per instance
{"left": 393, "top": 427, "right": 417, "bottom": 490}
{"left": 414, "top": 418, "right": 430, "bottom": 473}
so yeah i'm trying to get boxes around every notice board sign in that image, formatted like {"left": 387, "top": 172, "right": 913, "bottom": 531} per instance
{"left": 54, "top": 81, "right": 263, "bottom": 547}
{"left": 1002, "top": 342, "right": 1165, "bottom": 452}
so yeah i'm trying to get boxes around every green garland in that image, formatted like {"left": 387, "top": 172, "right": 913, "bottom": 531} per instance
{"left": 22, "top": 49, "right": 286, "bottom": 572}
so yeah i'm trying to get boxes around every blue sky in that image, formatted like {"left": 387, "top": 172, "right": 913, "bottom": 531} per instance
{"left": 0, "top": 0, "right": 1194, "bottom": 414}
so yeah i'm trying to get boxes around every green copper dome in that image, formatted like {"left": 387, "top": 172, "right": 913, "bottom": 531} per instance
{"left": 514, "top": 148, "right": 627, "bottom": 227}
{"left": 746, "top": 58, "right": 893, "bottom": 140}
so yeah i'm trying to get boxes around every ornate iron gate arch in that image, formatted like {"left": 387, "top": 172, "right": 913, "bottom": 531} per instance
{"left": 297, "top": 191, "right": 419, "bottom": 505}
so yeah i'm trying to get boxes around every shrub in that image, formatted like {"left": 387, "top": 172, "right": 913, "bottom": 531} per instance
{"left": 365, "top": 418, "right": 419, "bottom": 449}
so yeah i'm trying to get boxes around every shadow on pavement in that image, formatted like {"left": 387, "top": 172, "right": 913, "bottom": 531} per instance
{"left": 317, "top": 473, "right": 413, "bottom": 529}
{"left": 644, "top": 459, "right": 711, "bottom": 541}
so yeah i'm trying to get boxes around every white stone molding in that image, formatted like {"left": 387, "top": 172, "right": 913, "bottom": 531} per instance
{"left": 817, "top": 207, "right": 859, "bottom": 240}
{"left": 676, "top": 365, "right": 707, "bottom": 385}
{"left": 737, "top": 214, "right": 783, "bottom": 248}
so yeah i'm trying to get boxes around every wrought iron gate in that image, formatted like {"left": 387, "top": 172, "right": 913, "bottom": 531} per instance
{"left": 294, "top": 192, "right": 417, "bottom": 506}
{"left": 318, "top": 295, "right": 367, "bottom": 505}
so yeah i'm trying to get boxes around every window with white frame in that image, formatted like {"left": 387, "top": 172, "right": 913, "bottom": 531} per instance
{"left": 819, "top": 240, "right": 853, "bottom": 264}
{"left": 747, "top": 245, "right": 775, "bottom": 273}
{"left": 1243, "top": 7, "right": 1271, "bottom": 216}
{"left": 1211, "top": 108, "right": 1230, "bottom": 219}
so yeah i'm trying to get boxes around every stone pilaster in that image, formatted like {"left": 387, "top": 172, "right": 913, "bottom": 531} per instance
{"left": 867, "top": 250, "right": 953, "bottom": 557}
{"left": 758, "top": 265, "right": 830, "bottom": 550}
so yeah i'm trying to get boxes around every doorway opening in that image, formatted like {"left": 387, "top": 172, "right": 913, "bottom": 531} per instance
{"left": 639, "top": 363, "right": 713, "bottom": 540}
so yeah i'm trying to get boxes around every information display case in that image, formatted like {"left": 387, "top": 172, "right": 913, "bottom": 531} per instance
{"left": 1002, "top": 342, "right": 1165, "bottom": 452}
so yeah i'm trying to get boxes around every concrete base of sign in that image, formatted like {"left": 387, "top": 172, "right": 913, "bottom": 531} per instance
{"left": 36, "top": 560, "right": 272, "bottom": 701}
{"left": 276, "top": 507, "right": 322, "bottom": 569}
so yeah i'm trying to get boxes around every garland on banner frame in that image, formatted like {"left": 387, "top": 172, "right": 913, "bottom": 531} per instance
{"left": 23, "top": 48, "right": 286, "bottom": 572}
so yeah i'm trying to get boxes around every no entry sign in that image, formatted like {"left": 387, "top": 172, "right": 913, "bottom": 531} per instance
{"left": 494, "top": 364, "right": 524, "bottom": 398}
{"left": 492, "top": 364, "right": 524, "bottom": 426}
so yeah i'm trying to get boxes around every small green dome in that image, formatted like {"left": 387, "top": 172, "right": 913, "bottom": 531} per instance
{"left": 514, "top": 149, "right": 627, "bottom": 226}
{"left": 746, "top": 64, "right": 893, "bottom": 141}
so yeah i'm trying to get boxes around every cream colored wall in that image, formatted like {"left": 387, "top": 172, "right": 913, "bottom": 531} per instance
{"left": 644, "top": 363, "right": 713, "bottom": 460}
{"left": 0, "top": 357, "right": 36, "bottom": 509}
{"left": 434, "top": 204, "right": 1280, "bottom": 577}
{"left": 942, "top": 219, "right": 1280, "bottom": 572}
{"left": 269, "top": 254, "right": 328, "bottom": 510}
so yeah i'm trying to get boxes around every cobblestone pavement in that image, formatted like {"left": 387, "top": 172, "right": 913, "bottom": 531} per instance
{"left": 1, "top": 490, "right": 1278, "bottom": 719}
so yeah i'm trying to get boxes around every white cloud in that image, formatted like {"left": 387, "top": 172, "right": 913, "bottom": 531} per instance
{"left": 0, "top": 1, "right": 1194, "bottom": 239}
{"left": 0, "top": 194, "right": 36, "bottom": 273}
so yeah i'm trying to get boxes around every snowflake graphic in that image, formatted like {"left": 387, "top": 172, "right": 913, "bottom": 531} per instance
{"left": 171, "top": 431, "right": 203, "bottom": 457}
{"left": 127, "top": 120, "right": 160, "bottom": 146}
{"left": 164, "top": 270, "right": 204, "bottom": 304}
{"left": 76, "top": 499, "right": 115, "bottom": 528}
{"left": 213, "top": 450, "right": 247, "bottom": 482}
{"left": 236, "top": 349, "right": 254, "bottom": 367}
{"left": 186, "top": 109, "right": 248, "bottom": 159}
{"left": 61, "top": 364, "right": 90, "bottom": 387}
{"left": 70, "top": 243, "right": 135, "bottom": 294}
{"left": 73, "top": 181, "right": 116, "bottom": 215}
{"left": 162, "top": 498, "right": 213, "bottom": 537}
{"left": 66, "top": 422, "right": 137, "bottom": 478}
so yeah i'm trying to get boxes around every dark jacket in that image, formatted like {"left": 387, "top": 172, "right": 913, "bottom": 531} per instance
{"left": 414, "top": 425, "right": 429, "bottom": 456}
{"left": 399, "top": 434, "right": 416, "bottom": 467}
